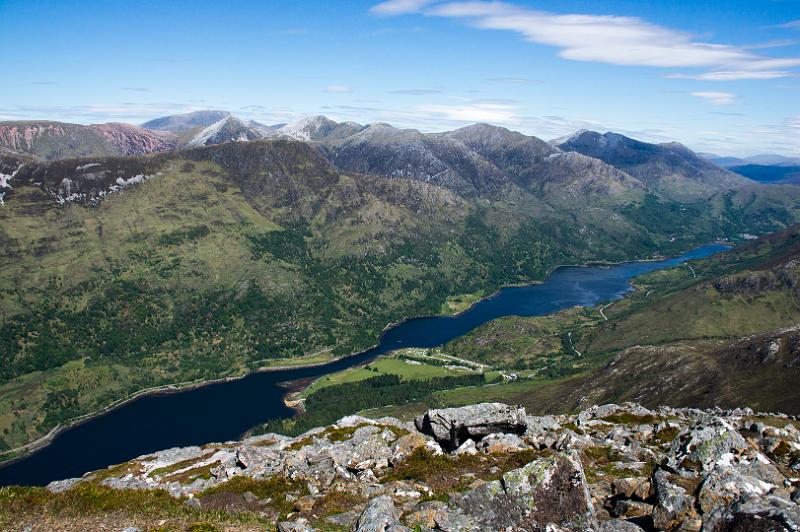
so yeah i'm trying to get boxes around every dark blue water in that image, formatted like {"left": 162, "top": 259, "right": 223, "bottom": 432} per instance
{"left": 0, "top": 244, "right": 728, "bottom": 486}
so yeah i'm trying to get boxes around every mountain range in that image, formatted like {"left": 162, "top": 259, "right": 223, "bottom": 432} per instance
{"left": 700, "top": 151, "right": 800, "bottom": 186}
{"left": 1, "top": 110, "right": 800, "bottom": 457}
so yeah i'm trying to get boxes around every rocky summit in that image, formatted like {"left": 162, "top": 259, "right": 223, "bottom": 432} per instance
{"left": 30, "top": 402, "right": 800, "bottom": 531}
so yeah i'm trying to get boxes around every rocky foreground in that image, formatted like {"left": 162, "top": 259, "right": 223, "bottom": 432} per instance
{"left": 40, "top": 402, "right": 800, "bottom": 531}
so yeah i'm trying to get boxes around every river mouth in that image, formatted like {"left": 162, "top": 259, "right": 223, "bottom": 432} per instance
{"left": 0, "top": 244, "right": 729, "bottom": 486}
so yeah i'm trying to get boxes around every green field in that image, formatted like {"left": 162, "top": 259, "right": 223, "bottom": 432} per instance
{"left": 299, "top": 350, "right": 477, "bottom": 399}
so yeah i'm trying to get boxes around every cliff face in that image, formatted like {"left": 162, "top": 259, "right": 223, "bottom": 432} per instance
{"left": 15, "top": 402, "right": 800, "bottom": 531}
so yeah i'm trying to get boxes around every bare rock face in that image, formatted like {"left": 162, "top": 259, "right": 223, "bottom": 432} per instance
{"left": 413, "top": 402, "right": 528, "bottom": 451}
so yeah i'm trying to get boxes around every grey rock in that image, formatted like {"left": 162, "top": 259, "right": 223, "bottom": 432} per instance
{"left": 475, "top": 431, "right": 526, "bottom": 453}
{"left": 612, "top": 477, "right": 652, "bottom": 500}
{"left": 404, "top": 500, "right": 476, "bottom": 531}
{"left": 354, "top": 495, "right": 410, "bottom": 532}
{"left": 612, "top": 499, "right": 654, "bottom": 519}
{"left": 46, "top": 477, "right": 82, "bottom": 494}
{"left": 450, "top": 451, "right": 597, "bottom": 530}
{"left": 599, "top": 519, "right": 646, "bottom": 531}
{"left": 326, "top": 510, "right": 360, "bottom": 528}
{"left": 698, "top": 465, "right": 780, "bottom": 513}
{"left": 454, "top": 438, "right": 478, "bottom": 456}
{"left": 524, "top": 414, "right": 562, "bottom": 438}
{"left": 277, "top": 519, "right": 315, "bottom": 532}
{"left": 120, "top": 528, "right": 142, "bottom": 532}
{"left": 184, "top": 496, "right": 202, "bottom": 509}
{"left": 414, "top": 402, "right": 527, "bottom": 451}
{"left": 652, "top": 469, "right": 698, "bottom": 530}
{"left": 668, "top": 417, "right": 749, "bottom": 472}
{"left": 701, "top": 495, "right": 800, "bottom": 532}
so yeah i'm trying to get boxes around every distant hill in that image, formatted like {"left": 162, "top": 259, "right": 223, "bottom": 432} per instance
{"left": 0, "top": 121, "right": 176, "bottom": 160}
{"left": 553, "top": 130, "right": 750, "bottom": 200}
{"left": 445, "top": 225, "right": 800, "bottom": 414}
{"left": 3, "top": 134, "right": 800, "bottom": 454}
{"left": 141, "top": 110, "right": 231, "bottom": 133}
{"left": 727, "top": 164, "right": 800, "bottom": 185}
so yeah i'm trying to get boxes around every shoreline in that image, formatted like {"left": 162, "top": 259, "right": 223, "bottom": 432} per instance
{"left": 0, "top": 242, "right": 730, "bottom": 470}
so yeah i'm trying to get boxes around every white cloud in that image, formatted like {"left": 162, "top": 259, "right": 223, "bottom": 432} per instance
{"left": 371, "top": 0, "right": 435, "bottom": 16}
{"left": 373, "top": 1, "right": 800, "bottom": 80}
{"left": 324, "top": 85, "right": 353, "bottom": 93}
{"left": 778, "top": 20, "right": 800, "bottom": 30}
{"left": 691, "top": 91, "right": 737, "bottom": 106}
{"left": 417, "top": 102, "right": 518, "bottom": 123}
{"left": 667, "top": 70, "right": 791, "bottom": 81}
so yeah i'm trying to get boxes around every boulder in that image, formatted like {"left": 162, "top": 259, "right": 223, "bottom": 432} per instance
{"left": 354, "top": 495, "right": 410, "bottom": 532}
{"left": 454, "top": 438, "right": 478, "bottom": 456}
{"left": 698, "top": 465, "right": 781, "bottom": 514}
{"left": 701, "top": 495, "right": 800, "bottom": 531}
{"left": 599, "top": 519, "right": 646, "bottom": 531}
{"left": 276, "top": 519, "right": 315, "bottom": 532}
{"left": 450, "top": 451, "right": 597, "bottom": 530}
{"left": 612, "top": 499, "right": 654, "bottom": 519}
{"left": 668, "top": 417, "right": 749, "bottom": 472}
{"left": 46, "top": 477, "right": 82, "bottom": 494}
{"left": 475, "top": 432, "right": 526, "bottom": 454}
{"left": 652, "top": 469, "right": 699, "bottom": 531}
{"left": 414, "top": 403, "right": 527, "bottom": 451}
{"left": 612, "top": 477, "right": 652, "bottom": 500}
{"left": 404, "top": 500, "right": 475, "bottom": 530}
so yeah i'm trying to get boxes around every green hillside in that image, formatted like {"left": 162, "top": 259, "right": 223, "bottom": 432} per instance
{"left": 0, "top": 139, "right": 799, "bottom": 455}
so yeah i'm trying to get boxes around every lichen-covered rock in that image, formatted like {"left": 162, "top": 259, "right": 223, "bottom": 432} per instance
{"left": 698, "top": 465, "right": 781, "bottom": 513}
{"left": 414, "top": 403, "right": 527, "bottom": 451}
{"left": 277, "top": 518, "right": 315, "bottom": 532}
{"left": 354, "top": 495, "right": 410, "bottom": 532}
{"left": 668, "top": 417, "right": 749, "bottom": 472}
{"left": 652, "top": 469, "right": 699, "bottom": 531}
{"left": 612, "top": 499, "right": 654, "bottom": 519}
{"left": 450, "top": 451, "right": 597, "bottom": 530}
{"left": 476, "top": 432, "right": 526, "bottom": 453}
{"left": 612, "top": 477, "right": 652, "bottom": 500}
{"left": 599, "top": 519, "right": 646, "bottom": 531}
{"left": 42, "top": 402, "right": 800, "bottom": 532}
{"left": 701, "top": 495, "right": 800, "bottom": 531}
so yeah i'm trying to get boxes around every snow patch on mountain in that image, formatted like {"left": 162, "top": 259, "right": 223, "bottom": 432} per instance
{"left": 274, "top": 116, "right": 331, "bottom": 140}
{"left": 551, "top": 129, "right": 591, "bottom": 147}
{"left": 0, "top": 164, "right": 22, "bottom": 206}
{"left": 188, "top": 118, "right": 232, "bottom": 147}
{"left": 55, "top": 173, "right": 156, "bottom": 205}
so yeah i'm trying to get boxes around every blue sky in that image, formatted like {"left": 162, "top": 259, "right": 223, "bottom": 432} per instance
{"left": 1, "top": 0, "right": 798, "bottom": 155}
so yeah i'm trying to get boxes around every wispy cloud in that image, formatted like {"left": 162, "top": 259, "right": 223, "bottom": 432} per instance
{"left": 0, "top": 103, "right": 201, "bottom": 124}
{"left": 666, "top": 70, "right": 792, "bottom": 81}
{"left": 709, "top": 111, "right": 745, "bottom": 116}
{"left": 778, "top": 20, "right": 800, "bottom": 30}
{"left": 371, "top": 0, "right": 434, "bottom": 16}
{"left": 124, "top": 87, "right": 150, "bottom": 92}
{"left": 743, "top": 39, "right": 799, "bottom": 50}
{"left": 372, "top": 1, "right": 800, "bottom": 80}
{"left": 691, "top": 91, "right": 738, "bottom": 106}
{"left": 417, "top": 102, "right": 518, "bottom": 123}
{"left": 31, "top": 81, "right": 58, "bottom": 86}
{"left": 324, "top": 84, "right": 353, "bottom": 93}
